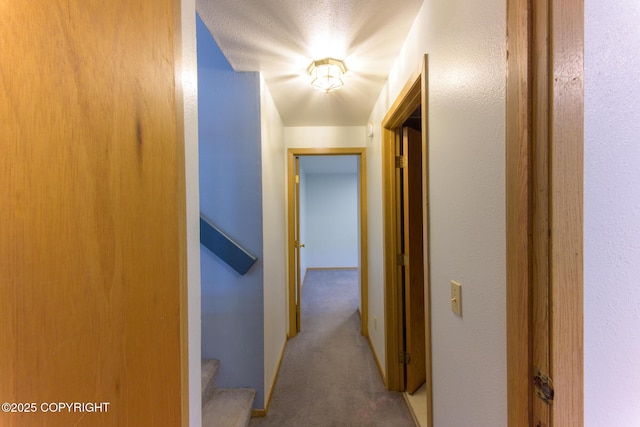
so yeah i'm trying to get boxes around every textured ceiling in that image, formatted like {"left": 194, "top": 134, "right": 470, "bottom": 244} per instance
{"left": 197, "top": 0, "right": 423, "bottom": 126}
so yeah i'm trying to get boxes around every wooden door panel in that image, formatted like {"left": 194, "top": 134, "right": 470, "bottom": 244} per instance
{"left": 0, "top": 1, "right": 186, "bottom": 425}
{"left": 403, "top": 127, "right": 426, "bottom": 394}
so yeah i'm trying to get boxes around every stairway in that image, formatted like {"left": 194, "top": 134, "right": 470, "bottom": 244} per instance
{"left": 202, "top": 359, "right": 256, "bottom": 427}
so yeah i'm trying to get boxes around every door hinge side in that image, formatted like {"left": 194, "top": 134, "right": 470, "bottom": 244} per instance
{"left": 396, "top": 253, "right": 408, "bottom": 266}
{"left": 534, "top": 367, "right": 554, "bottom": 404}
{"left": 395, "top": 155, "right": 406, "bottom": 168}
{"left": 400, "top": 351, "right": 411, "bottom": 365}
{"left": 295, "top": 174, "right": 300, "bottom": 184}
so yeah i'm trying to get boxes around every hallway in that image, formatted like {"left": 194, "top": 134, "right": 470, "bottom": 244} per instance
{"left": 250, "top": 269, "right": 415, "bottom": 426}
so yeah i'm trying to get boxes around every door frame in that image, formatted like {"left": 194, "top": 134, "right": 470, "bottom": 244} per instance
{"left": 506, "top": 0, "right": 584, "bottom": 425}
{"left": 286, "top": 147, "right": 368, "bottom": 338}
{"left": 381, "top": 55, "right": 433, "bottom": 427}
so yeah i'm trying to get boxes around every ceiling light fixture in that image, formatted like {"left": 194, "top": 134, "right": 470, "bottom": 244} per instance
{"left": 308, "top": 58, "right": 347, "bottom": 93}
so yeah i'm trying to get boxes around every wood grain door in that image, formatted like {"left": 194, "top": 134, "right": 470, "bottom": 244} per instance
{"left": 0, "top": 1, "right": 187, "bottom": 425}
{"left": 400, "top": 127, "right": 427, "bottom": 394}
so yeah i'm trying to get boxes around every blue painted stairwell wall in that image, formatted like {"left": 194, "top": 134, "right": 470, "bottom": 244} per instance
{"left": 197, "top": 13, "right": 265, "bottom": 408}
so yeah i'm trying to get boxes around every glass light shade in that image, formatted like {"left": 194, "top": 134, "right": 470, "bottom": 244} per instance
{"left": 308, "top": 58, "right": 346, "bottom": 92}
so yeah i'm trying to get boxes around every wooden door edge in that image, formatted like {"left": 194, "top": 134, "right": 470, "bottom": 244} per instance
{"left": 506, "top": 0, "right": 532, "bottom": 424}
{"left": 549, "top": 0, "right": 584, "bottom": 424}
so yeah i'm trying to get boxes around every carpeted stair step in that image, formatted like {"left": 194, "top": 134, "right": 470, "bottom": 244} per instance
{"left": 202, "top": 359, "right": 220, "bottom": 404}
{"left": 203, "top": 388, "right": 256, "bottom": 427}
{"left": 202, "top": 358, "right": 256, "bottom": 427}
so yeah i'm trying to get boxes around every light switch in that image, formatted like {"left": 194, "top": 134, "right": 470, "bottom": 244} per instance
{"left": 451, "top": 280, "right": 462, "bottom": 316}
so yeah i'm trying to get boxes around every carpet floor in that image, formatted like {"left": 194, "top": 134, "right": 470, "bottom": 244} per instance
{"left": 250, "top": 269, "right": 416, "bottom": 427}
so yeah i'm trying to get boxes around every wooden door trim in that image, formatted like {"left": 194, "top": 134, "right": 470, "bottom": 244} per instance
{"left": 506, "top": 0, "right": 584, "bottom": 425}
{"left": 549, "top": 1, "right": 584, "bottom": 424}
{"left": 505, "top": 0, "right": 532, "bottom": 423}
{"left": 382, "top": 54, "right": 432, "bottom": 427}
{"left": 286, "top": 148, "right": 368, "bottom": 338}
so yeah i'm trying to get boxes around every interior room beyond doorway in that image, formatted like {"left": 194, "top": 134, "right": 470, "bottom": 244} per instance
{"left": 298, "top": 155, "right": 360, "bottom": 279}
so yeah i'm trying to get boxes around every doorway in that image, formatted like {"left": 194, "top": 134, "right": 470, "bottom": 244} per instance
{"left": 382, "top": 55, "right": 433, "bottom": 427}
{"left": 287, "top": 148, "right": 368, "bottom": 339}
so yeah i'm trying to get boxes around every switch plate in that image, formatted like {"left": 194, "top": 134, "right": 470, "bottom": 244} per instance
{"left": 451, "top": 281, "right": 462, "bottom": 316}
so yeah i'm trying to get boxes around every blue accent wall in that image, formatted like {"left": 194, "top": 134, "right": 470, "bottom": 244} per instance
{"left": 196, "top": 15, "right": 234, "bottom": 71}
{"left": 197, "top": 13, "right": 264, "bottom": 407}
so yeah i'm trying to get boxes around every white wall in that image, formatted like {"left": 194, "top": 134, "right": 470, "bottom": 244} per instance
{"left": 302, "top": 173, "right": 359, "bottom": 269}
{"left": 285, "top": 126, "right": 366, "bottom": 150}
{"left": 179, "top": 1, "right": 201, "bottom": 425}
{"left": 584, "top": 1, "right": 640, "bottom": 425}
{"left": 260, "top": 74, "right": 287, "bottom": 408}
{"left": 366, "top": 100, "right": 387, "bottom": 372}
{"left": 367, "top": 0, "right": 507, "bottom": 425}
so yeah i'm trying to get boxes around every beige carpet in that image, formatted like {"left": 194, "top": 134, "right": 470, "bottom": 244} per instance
{"left": 250, "top": 269, "right": 415, "bottom": 427}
